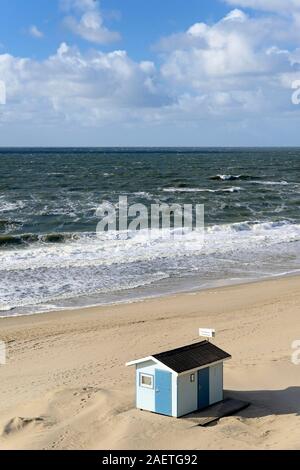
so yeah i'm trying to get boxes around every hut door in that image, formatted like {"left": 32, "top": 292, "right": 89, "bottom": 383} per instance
{"left": 198, "top": 367, "right": 210, "bottom": 410}
{"left": 155, "top": 370, "right": 172, "bottom": 416}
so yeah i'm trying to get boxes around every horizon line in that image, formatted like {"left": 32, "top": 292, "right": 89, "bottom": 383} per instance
{"left": 1, "top": 145, "right": 300, "bottom": 150}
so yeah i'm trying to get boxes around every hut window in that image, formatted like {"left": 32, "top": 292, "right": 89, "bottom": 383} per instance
{"left": 140, "top": 373, "right": 154, "bottom": 389}
{"left": 190, "top": 373, "right": 195, "bottom": 383}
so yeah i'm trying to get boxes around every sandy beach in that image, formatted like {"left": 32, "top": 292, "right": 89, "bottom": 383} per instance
{"left": 0, "top": 275, "right": 299, "bottom": 450}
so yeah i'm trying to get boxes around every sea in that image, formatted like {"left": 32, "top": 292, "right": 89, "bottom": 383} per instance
{"left": 1, "top": 147, "right": 300, "bottom": 317}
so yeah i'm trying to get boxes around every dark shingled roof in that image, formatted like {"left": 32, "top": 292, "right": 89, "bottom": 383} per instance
{"left": 153, "top": 341, "right": 231, "bottom": 373}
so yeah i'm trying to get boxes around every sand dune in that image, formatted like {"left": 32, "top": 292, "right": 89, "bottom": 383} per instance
{"left": 1, "top": 276, "right": 300, "bottom": 450}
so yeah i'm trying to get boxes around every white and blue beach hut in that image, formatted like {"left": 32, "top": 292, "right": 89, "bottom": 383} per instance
{"left": 126, "top": 341, "right": 231, "bottom": 418}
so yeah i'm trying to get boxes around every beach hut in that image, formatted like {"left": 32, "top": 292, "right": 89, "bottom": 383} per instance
{"left": 126, "top": 340, "right": 231, "bottom": 418}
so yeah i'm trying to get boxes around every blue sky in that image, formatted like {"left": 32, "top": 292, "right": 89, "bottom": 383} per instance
{"left": 0, "top": 1, "right": 230, "bottom": 60}
{"left": 0, "top": 0, "right": 300, "bottom": 146}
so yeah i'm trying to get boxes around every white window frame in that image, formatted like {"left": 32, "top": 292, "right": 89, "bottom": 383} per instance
{"left": 139, "top": 373, "right": 154, "bottom": 389}
{"left": 190, "top": 373, "right": 195, "bottom": 383}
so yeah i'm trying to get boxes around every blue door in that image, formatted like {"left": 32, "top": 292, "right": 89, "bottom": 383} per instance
{"left": 155, "top": 370, "right": 172, "bottom": 416}
{"left": 198, "top": 367, "right": 210, "bottom": 410}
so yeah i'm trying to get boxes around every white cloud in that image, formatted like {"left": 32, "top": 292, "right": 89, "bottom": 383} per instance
{"left": 1, "top": 7, "right": 300, "bottom": 145}
{"left": 62, "top": 0, "right": 120, "bottom": 44}
{"left": 160, "top": 11, "right": 282, "bottom": 83}
{"left": 222, "top": 8, "right": 248, "bottom": 22}
{"left": 157, "top": 8, "right": 300, "bottom": 123}
{"left": 61, "top": 0, "right": 98, "bottom": 12}
{"left": 223, "top": 1, "right": 300, "bottom": 37}
{"left": 224, "top": 0, "right": 300, "bottom": 14}
{"left": 28, "top": 25, "right": 44, "bottom": 39}
{"left": 0, "top": 42, "right": 164, "bottom": 127}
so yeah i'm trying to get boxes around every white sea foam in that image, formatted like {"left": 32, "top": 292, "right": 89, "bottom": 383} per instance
{"left": 214, "top": 174, "right": 242, "bottom": 181}
{"left": 163, "top": 187, "right": 243, "bottom": 193}
{"left": 251, "top": 180, "right": 289, "bottom": 186}
{"left": 222, "top": 187, "right": 243, "bottom": 193}
{"left": 132, "top": 192, "right": 153, "bottom": 199}
{"left": 1, "top": 220, "right": 300, "bottom": 314}
{"left": 0, "top": 199, "right": 26, "bottom": 213}
{"left": 209, "top": 174, "right": 256, "bottom": 181}
{"left": 1, "top": 220, "right": 299, "bottom": 272}
{"left": 0, "top": 304, "right": 13, "bottom": 312}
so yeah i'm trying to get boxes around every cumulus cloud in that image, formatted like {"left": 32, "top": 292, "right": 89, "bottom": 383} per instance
{"left": 157, "top": 8, "right": 300, "bottom": 123}
{"left": 160, "top": 9, "right": 290, "bottom": 85}
{"left": 224, "top": 1, "right": 300, "bottom": 33}
{"left": 0, "top": 6, "right": 300, "bottom": 141}
{"left": 62, "top": 0, "right": 120, "bottom": 44}
{"left": 0, "top": 42, "right": 166, "bottom": 127}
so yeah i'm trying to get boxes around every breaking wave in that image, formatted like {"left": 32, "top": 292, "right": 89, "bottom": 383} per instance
{"left": 163, "top": 187, "right": 243, "bottom": 193}
{"left": 0, "top": 232, "right": 81, "bottom": 247}
{"left": 1, "top": 220, "right": 300, "bottom": 314}
{"left": 210, "top": 174, "right": 256, "bottom": 181}
{"left": 1, "top": 147, "right": 300, "bottom": 316}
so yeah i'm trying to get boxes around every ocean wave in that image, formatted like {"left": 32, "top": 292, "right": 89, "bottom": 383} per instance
{"left": 1, "top": 220, "right": 299, "bottom": 270}
{"left": 0, "top": 219, "right": 22, "bottom": 233}
{"left": 210, "top": 174, "right": 256, "bottom": 181}
{"left": 0, "top": 232, "right": 81, "bottom": 247}
{"left": 207, "top": 220, "right": 293, "bottom": 233}
{"left": 0, "top": 200, "right": 26, "bottom": 213}
{"left": 163, "top": 187, "right": 243, "bottom": 193}
{"left": 0, "top": 304, "right": 13, "bottom": 312}
{"left": 0, "top": 270, "right": 171, "bottom": 312}
{"left": 251, "top": 180, "right": 289, "bottom": 186}
{"left": 1, "top": 220, "right": 300, "bottom": 312}
{"left": 132, "top": 192, "right": 154, "bottom": 200}
{"left": 221, "top": 187, "right": 243, "bottom": 193}
{"left": 0, "top": 217, "right": 297, "bottom": 250}
{"left": 46, "top": 172, "right": 65, "bottom": 177}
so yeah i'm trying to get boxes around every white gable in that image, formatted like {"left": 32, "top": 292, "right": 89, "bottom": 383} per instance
{"left": 126, "top": 356, "right": 176, "bottom": 374}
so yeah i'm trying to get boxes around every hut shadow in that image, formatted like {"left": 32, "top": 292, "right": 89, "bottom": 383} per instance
{"left": 224, "top": 387, "right": 300, "bottom": 418}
